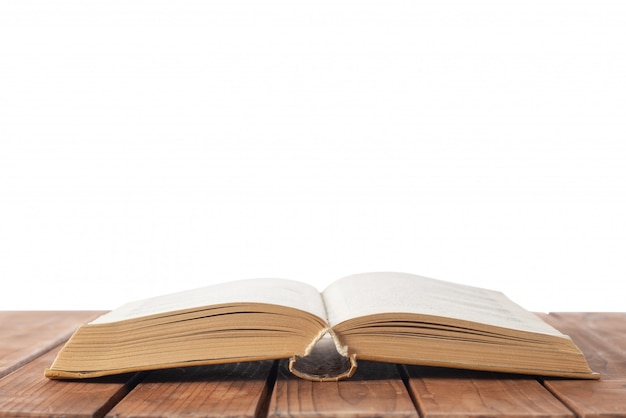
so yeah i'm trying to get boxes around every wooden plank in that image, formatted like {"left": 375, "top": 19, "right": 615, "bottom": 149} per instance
{"left": 268, "top": 360, "right": 418, "bottom": 418}
{"left": 0, "top": 344, "right": 139, "bottom": 418}
{"left": 105, "top": 361, "right": 275, "bottom": 418}
{"left": 542, "top": 312, "right": 626, "bottom": 418}
{"left": 544, "top": 380, "right": 626, "bottom": 418}
{"left": 0, "top": 311, "right": 105, "bottom": 378}
{"left": 404, "top": 366, "right": 573, "bottom": 417}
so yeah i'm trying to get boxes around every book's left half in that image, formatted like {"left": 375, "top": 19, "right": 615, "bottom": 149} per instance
{"left": 45, "top": 279, "right": 328, "bottom": 379}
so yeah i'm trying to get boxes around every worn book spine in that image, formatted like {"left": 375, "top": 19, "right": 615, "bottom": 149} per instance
{"left": 288, "top": 329, "right": 357, "bottom": 381}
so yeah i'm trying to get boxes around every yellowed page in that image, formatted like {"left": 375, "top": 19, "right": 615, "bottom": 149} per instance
{"left": 92, "top": 278, "right": 326, "bottom": 324}
{"left": 322, "top": 272, "right": 563, "bottom": 336}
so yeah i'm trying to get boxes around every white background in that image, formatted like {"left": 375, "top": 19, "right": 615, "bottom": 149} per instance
{"left": 1, "top": 0, "right": 624, "bottom": 312}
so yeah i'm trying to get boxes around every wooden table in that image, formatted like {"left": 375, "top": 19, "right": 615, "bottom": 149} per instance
{"left": 0, "top": 311, "right": 624, "bottom": 417}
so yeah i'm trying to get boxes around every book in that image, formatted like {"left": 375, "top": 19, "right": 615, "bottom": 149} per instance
{"left": 44, "top": 272, "right": 598, "bottom": 381}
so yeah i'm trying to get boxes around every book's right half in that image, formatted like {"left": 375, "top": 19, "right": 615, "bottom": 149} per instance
{"left": 322, "top": 272, "right": 598, "bottom": 379}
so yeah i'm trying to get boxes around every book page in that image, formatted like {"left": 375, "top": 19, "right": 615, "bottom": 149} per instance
{"left": 322, "top": 272, "right": 564, "bottom": 336}
{"left": 92, "top": 278, "right": 326, "bottom": 324}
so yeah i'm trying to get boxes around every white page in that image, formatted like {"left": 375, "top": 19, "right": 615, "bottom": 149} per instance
{"left": 322, "top": 272, "right": 563, "bottom": 336}
{"left": 92, "top": 278, "right": 326, "bottom": 324}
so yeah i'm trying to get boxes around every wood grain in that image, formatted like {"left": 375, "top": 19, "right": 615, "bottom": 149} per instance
{"left": 0, "top": 311, "right": 105, "bottom": 378}
{"left": 404, "top": 366, "right": 573, "bottom": 417}
{"left": 0, "top": 345, "right": 138, "bottom": 418}
{"left": 268, "top": 360, "right": 419, "bottom": 418}
{"left": 105, "top": 361, "right": 276, "bottom": 418}
{"left": 542, "top": 312, "right": 626, "bottom": 418}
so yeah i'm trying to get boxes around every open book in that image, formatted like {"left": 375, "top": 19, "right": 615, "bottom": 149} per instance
{"left": 45, "top": 272, "right": 597, "bottom": 380}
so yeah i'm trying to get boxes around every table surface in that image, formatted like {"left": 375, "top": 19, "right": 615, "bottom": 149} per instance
{"left": 0, "top": 311, "right": 624, "bottom": 418}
